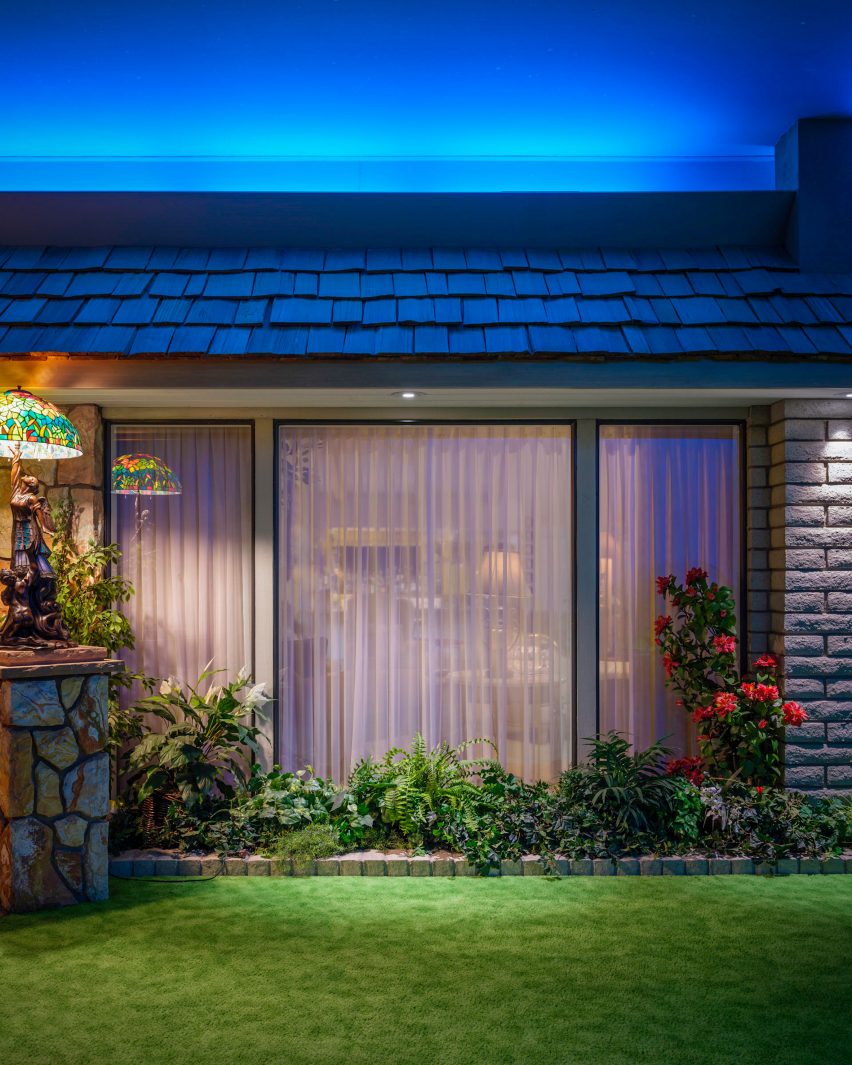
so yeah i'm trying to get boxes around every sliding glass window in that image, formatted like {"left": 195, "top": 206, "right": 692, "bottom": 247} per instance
{"left": 598, "top": 424, "right": 742, "bottom": 753}
{"left": 109, "top": 423, "right": 254, "bottom": 688}
{"left": 277, "top": 424, "right": 573, "bottom": 781}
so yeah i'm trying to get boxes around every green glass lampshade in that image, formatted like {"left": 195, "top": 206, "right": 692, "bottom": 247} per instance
{"left": 111, "top": 453, "right": 182, "bottom": 496}
{"left": 0, "top": 388, "right": 83, "bottom": 460}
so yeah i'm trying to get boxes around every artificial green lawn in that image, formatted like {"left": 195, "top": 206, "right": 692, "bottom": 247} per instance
{"left": 1, "top": 877, "right": 850, "bottom": 1065}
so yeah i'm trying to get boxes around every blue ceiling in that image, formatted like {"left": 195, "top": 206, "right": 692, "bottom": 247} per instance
{"left": 2, "top": 1, "right": 850, "bottom": 191}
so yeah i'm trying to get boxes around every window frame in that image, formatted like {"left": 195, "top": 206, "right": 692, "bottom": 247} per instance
{"left": 593, "top": 418, "right": 748, "bottom": 740}
{"left": 99, "top": 404, "right": 753, "bottom": 771}
{"left": 103, "top": 416, "right": 257, "bottom": 679}
{"left": 272, "top": 418, "right": 578, "bottom": 769}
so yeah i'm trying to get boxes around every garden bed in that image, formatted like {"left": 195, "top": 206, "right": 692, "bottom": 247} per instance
{"left": 110, "top": 848, "right": 852, "bottom": 878}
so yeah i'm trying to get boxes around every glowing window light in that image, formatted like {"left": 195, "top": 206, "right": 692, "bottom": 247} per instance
{"left": 111, "top": 453, "right": 182, "bottom": 496}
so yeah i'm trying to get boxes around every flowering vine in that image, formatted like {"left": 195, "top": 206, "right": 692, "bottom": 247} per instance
{"left": 655, "top": 569, "right": 807, "bottom": 786}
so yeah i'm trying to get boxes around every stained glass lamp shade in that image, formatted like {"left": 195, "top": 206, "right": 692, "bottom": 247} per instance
{"left": 0, "top": 388, "right": 82, "bottom": 459}
{"left": 111, "top": 454, "right": 182, "bottom": 496}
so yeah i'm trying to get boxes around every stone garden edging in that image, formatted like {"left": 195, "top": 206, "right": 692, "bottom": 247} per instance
{"left": 110, "top": 852, "right": 852, "bottom": 878}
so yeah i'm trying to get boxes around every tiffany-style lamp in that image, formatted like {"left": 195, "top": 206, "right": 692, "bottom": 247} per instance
{"left": 0, "top": 388, "right": 82, "bottom": 647}
{"left": 111, "top": 454, "right": 181, "bottom": 596}
{"left": 111, "top": 453, "right": 182, "bottom": 496}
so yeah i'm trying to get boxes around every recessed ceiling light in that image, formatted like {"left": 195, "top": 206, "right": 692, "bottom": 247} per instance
{"left": 845, "top": 393, "right": 852, "bottom": 398}
{"left": 393, "top": 390, "right": 422, "bottom": 400}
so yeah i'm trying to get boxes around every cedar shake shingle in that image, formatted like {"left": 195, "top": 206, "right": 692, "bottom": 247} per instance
{"left": 0, "top": 244, "right": 847, "bottom": 359}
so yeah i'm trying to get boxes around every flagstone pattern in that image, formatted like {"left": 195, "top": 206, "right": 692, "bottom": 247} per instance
{"left": 0, "top": 669, "right": 113, "bottom": 911}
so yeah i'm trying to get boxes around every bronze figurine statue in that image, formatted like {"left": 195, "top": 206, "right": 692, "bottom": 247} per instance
{"left": 0, "top": 446, "right": 70, "bottom": 645}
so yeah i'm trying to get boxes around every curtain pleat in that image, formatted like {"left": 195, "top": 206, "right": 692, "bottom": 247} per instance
{"left": 111, "top": 425, "right": 253, "bottom": 710}
{"left": 598, "top": 424, "right": 741, "bottom": 754}
{"left": 278, "top": 424, "right": 573, "bottom": 782}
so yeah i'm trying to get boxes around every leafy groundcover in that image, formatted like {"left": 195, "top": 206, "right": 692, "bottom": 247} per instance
{"left": 112, "top": 729, "right": 852, "bottom": 875}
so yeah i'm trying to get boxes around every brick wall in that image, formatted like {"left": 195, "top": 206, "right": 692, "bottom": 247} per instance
{"left": 767, "top": 400, "right": 852, "bottom": 793}
{"left": 747, "top": 406, "right": 771, "bottom": 659}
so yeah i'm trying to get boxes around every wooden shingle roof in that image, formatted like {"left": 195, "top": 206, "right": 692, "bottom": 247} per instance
{"left": 1, "top": 245, "right": 851, "bottom": 359}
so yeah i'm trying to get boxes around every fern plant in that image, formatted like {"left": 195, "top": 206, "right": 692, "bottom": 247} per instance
{"left": 348, "top": 733, "right": 496, "bottom": 847}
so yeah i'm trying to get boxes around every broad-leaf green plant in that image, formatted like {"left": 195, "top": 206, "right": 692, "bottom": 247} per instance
{"left": 554, "top": 732, "right": 678, "bottom": 855}
{"left": 128, "top": 667, "right": 266, "bottom": 812}
{"left": 232, "top": 763, "right": 373, "bottom": 849}
{"left": 50, "top": 497, "right": 136, "bottom": 654}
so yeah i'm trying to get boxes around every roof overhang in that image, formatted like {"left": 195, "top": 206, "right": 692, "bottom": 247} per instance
{"left": 4, "top": 355, "right": 852, "bottom": 396}
{"left": 0, "top": 190, "right": 794, "bottom": 248}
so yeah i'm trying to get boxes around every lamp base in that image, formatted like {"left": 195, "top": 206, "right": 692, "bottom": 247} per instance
{"left": 0, "top": 564, "right": 71, "bottom": 646}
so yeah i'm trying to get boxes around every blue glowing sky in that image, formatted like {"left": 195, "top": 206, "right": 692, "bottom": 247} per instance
{"left": 1, "top": 1, "right": 850, "bottom": 190}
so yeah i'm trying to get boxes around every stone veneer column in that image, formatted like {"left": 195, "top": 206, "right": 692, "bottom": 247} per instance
{"left": 0, "top": 660, "right": 119, "bottom": 912}
{"left": 768, "top": 400, "right": 852, "bottom": 793}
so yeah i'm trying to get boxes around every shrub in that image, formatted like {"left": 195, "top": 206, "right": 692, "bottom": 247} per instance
{"left": 232, "top": 764, "right": 373, "bottom": 850}
{"left": 552, "top": 732, "right": 678, "bottom": 855}
{"left": 442, "top": 763, "right": 555, "bottom": 870}
{"left": 699, "top": 784, "right": 851, "bottom": 861}
{"left": 655, "top": 569, "right": 808, "bottom": 784}
{"left": 50, "top": 497, "right": 136, "bottom": 655}
{"left": 446, "top": 733, "right": 684, "bottom": 869}
{"left": 127, "top": 668, "right": 266, "bottom": 813}
{"left": 669, "top": 778, "right": 703, "bottom": 846}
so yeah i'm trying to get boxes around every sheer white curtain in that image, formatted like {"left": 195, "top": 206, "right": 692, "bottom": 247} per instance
{"left": 598, "top": 424, "right": 741, "bottom": 753}
{"left": 278, "top": 424, "right": 573, "bottom": 782}
{"left": 111, "top": 424, "right": 253, "bottom": 691}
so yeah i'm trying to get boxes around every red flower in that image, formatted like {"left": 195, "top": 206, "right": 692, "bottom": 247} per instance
{"left": 754, "top": 654, "right": 777, "bottom": 669}
{"left": 692, "top": 705, "right": 715, "bottom": 722}
{"left": 655, "top": 614, "right": 672, "bottom": 636}
{"left": 754, "top": 683, "right": 779, "bottom": 703}
{"left": 665, "top": 757, "right": 705, "bottom": 786}
{"left": 758, "top": 719, "right": 767, "bottom": 729}
{"left": 741, "top": 682, "right": 779, "bottom": 703}
{"left": 662, "top": 653, "right": 679, "bottom": 678}
{"left": 685, "top": 567, "right": 708, "bottom": 585}
{"left": 713, "top": 691, "right": 738, "bottom": 717}
{"left": 656, "top": 575, "right": 673, "bottom": 596}
{"left": 712, "top": 634, "right": 737, "bottom": 655}
{"left": 782, "top": 701, "right": 807, "bottom": 727}
{"left": 719, "top": 610, "right": 728, "bottom": 618}
{"left": 755, "top": 786, "right": 764, "bottom": 795}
